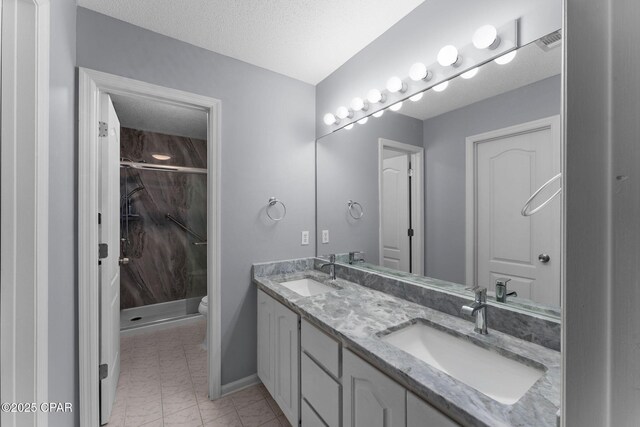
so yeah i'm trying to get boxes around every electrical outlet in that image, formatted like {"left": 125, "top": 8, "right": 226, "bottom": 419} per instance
{"left": 322, "top": 229, "right": 329, "bottom": 244}
{"left": 301, "top": 231, "right": 309, "bottom": 245}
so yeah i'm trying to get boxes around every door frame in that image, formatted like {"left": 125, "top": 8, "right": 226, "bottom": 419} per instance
{"left": 465, "top": 115, "right": 561, "bottom": 287}
{"left": 0, "top": 1, "right": 50, "bottom": 425}
{"left": 378, "top": 138, "right": 424, "bottom": 275}
{"left": 78, "top": 68, "right": 222, "bottom": 426}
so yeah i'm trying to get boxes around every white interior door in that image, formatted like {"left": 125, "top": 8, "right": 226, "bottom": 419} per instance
{"left": 382, "top": 152, "right": 410, "bottom": 272}
{"left": 99, "top": 93, "right": 121, "bottom": 424}
{"left": 474, "top": 117, "right": 561, "bottom": 306}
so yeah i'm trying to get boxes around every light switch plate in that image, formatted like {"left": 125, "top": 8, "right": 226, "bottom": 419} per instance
{"left": 301, "top": 231, "right": 309, "bottom": 245}
{"left": 322, "top": 230, "right": 329, "bottom": 244}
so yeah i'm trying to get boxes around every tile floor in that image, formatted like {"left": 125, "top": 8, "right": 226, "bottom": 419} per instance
{"left": 107, "top": 318, "right": 291, "bottom": 427}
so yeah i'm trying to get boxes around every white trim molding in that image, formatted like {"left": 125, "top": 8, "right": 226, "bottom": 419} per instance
{"left": 0, "top": 0, "right": 50, "bottom": 425}
{"left": 377, "top": 138, "right": 424, "bottom": 275}
{"left": 78, "top": 68, "right": 222, "bottom": 425}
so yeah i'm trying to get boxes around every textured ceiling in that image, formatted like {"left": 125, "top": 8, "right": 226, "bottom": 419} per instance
{"left": 77, "top": 0, "right": 425, "bottom": 84}
{"left": 400, "top": 41, "right": 562, "bottom": 121}
{"left": 111, "top": 94, "right": 208, "bottom": 140}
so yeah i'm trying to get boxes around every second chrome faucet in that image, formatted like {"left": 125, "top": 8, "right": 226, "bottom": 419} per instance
{"left": 461, "top": 287, "right": 488, "bottom": 334}
{"left": 320, "top": 254, "right": 337, "bottom": 280}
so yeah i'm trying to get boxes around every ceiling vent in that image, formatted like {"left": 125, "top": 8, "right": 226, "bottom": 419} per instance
{"left": 536, "top": 30, "right": 562, "bottom": 52}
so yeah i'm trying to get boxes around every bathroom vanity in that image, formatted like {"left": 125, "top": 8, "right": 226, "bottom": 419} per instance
{"left": 252, "top": 259, "right": 560, "bottom": 427}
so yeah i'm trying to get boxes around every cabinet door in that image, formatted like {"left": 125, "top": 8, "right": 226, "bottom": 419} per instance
{"left": 274, "top": 300, "right": 300, "bottom": 427}
{"left": 407, "top": 392, "right": 460, "bottom": 427}
{"left": 257, "top": 290, "right": 275, "bottom": 395}
{"left": 343, "top": 349, "right": 406, "bottom": 427}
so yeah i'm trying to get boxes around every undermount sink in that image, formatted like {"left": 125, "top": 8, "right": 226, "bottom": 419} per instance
{"left": 280, "top": 278, "right": 335, "bottom": 297}
{"left": 381, "top": 322, "right": 544, "bottom": 405}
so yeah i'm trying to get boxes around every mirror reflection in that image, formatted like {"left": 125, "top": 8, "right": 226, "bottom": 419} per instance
{"left": 317, "top": 40, "right": 562, "bottom": 315}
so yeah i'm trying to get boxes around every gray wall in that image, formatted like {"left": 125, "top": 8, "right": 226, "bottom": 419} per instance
{"left": 423, "top": 75, "right": 561, "bottom": 284}
{"left": 49, "top": 1, "right": 78, "bottom": 426}
{"left": 315, "top": 0, "right": 562, "bottom": 137}
{"left": 564, "top": 0, "right": 611, "bottom": 424}
{"left": 317, "top": 113, "right": 422, "bottom": 262}
{"left": 610, "top": 0, "right": 640, "bottom": 424}
{"left": 76, "top": 7, "right": 316, "bottom": 386}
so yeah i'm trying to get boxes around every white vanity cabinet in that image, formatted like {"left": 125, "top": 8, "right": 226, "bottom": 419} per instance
{"left": 407, "top": 391, "right": 460, "bottom": 427}
{"left": 342, "top": 349, "right": 406, "bottom": 427}
{"left": 257, "top": 289, "right": 459, "bottom": 427}
{"left": 257, "top": 290, "right": 299, "bottom": 426}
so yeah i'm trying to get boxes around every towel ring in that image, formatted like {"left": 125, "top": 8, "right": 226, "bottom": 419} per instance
{"left": 266, "top": 197, "right": 287, "bottom": 221}
{"left": 348, "top": 200, "right": 364, "bottom": 219}
{"left": 521, "top": 173, "right": 562, "bottom": 217}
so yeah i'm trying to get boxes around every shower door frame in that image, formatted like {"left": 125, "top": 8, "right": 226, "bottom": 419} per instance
{"left": 78, "top": 68, "right": 222, "bottom": 426}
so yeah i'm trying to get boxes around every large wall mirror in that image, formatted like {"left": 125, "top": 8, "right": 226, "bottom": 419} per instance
{"left": 316, "top": 23, "right": 563, "bottom": 317}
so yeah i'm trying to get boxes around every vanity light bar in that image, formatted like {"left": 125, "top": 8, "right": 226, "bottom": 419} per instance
{"left": 323, "top": 20, "right": 519, "bottom": 130}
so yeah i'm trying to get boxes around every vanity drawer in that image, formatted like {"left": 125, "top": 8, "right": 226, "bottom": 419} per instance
{"left": 301, "top": 319, "right": 340, "bottom": 377}
{"left": 301, "top": 352, "right": 341, "bottom": 427}
{"left": 302, "top": 398, "right": 328, "bottom": 427}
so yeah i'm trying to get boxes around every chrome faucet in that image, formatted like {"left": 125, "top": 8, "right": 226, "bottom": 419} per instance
{"left": 320, "top": 254, "right": 337, "bottom": 280}
{"left": 348, "top": 251, "right": 365, "bottom": 265}
{"left": 495, "top": 278, "right": 517, "bottom": 303}
{"left": 461, "top": 287, "right": 488, "bottom": 334}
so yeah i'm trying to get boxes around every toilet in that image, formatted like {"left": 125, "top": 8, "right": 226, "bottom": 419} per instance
{"left": 198, "top": 296, "right": 208, "bottom": 349}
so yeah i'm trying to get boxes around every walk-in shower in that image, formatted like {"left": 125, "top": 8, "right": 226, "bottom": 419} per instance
{"left": 119, "top": 127, "right": 207, "bottom": 330}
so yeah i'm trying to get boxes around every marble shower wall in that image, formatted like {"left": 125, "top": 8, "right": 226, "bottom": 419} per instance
{"left": 120, "top": 128, "right": 207, "bottom": 309}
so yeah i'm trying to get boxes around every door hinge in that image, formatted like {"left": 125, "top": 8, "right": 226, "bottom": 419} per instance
{"left": 99, "top": 243, "right": 108, "bottom": 259}
{"left": 98, "top": 212, "right": 102, "bottom": 225}
{"left": 99, "top": 121, "right": 108, "bottom": 137}
{"left": 99, "top": 364, "right": 108, "bottom": 380}
{"left": 408, "top": 168, "right": 414, "bottom": 177}
{"left": 407, "top": 229, "right": 414, "bottom": 237}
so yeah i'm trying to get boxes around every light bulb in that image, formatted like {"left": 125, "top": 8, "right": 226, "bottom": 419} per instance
{"left": 409, "top": 92, "right": 424, "bottom": 102}
{"left": 386, "top": 76, "right": 407, "bottom": 93}
{"left": 336, "top": 106, "right": 353, "bottom": 120}
{"left": 389, "top": 102, "right": 403, "bottom": 112}
{"left": 344, "top": 124, "right": 354, "bottom": 130}
{"left": 433, "top": 81, "right": 449, "bottom": 92}
{"left": 473, "top": 25, "right": 500, "bottom": 50}
{"left": 409, "top": 62, "right": 432, "bottom": 81}
{"left": 323, "top": 113, "right": 338, "bottom": 126}
{"left": 357, "top": 117, "right": 368, "bottom": 125}
{"left": 494, "top": 50, "right": 517, "bottom": 65}
{"left": 437, "top": 45, "right": 460, "bottom": 67}
{"left": 351, "top": 97, "right": 368, "bottom": 112}
{"left": 461, "top": 68, "right": 479, "bottom": 79}
{"left": 367, "top": 89, "right": 385, "bottom": 104}
{"left": 373, "top": 110, "right": 384, "bottom": 118}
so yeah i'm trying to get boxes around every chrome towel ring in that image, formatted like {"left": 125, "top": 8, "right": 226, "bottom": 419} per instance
{"left": 266, "top": 197, "right": 287, "bottom": 221}
{"left": 348, "top": 200, "right": 364, "bottom": 219}
{"left": 521, "top": 173, "right": 562, "bottom": 217}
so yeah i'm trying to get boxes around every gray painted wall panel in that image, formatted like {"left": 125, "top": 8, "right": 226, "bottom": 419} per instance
{"left": 317, "top": 113, "right": 423, "bottom": 262}
{"left": 76, "top": 8, "right": 316, "bottom": 386}
{"left": 564, "top": 0, "right": 612, "bottom": 424}
{"left": 315, "top": 0, "right": 562, "bottom": 137}
{"left": 423, "top": 75, "right": 561, "bottom": 284}
{"left": 48, "top": 1, "right": 78, "bottom": 426}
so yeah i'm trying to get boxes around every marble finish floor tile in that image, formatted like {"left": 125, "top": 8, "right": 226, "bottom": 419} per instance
{"left": 106, "top": 319, "right": 287, "bottom": 427}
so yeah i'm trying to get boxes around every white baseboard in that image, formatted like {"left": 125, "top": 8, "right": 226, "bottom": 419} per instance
{"left": 221, "top": 374, "right": 260, "bottom": 396}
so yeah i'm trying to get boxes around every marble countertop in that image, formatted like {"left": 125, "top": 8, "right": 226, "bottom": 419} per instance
{"left": 252, "top": 263, "right": 561, "bottom": 427}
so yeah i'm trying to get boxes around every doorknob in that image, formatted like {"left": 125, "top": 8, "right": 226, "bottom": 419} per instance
{"left": 119, "top": 257, "right": 130, "bottom": 265}
{"left": 538, "top": 253, "right": 550, "bottom": 263}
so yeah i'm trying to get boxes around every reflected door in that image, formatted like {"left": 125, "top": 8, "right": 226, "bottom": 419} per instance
{"left": 382, "top": 152, "right": 410, "bottom": 272}
{"left": 99, "top": 93, "right": 121, "bottom": 424}
{"left": 474, "top": 116, "right": 561, "bottom": 306}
